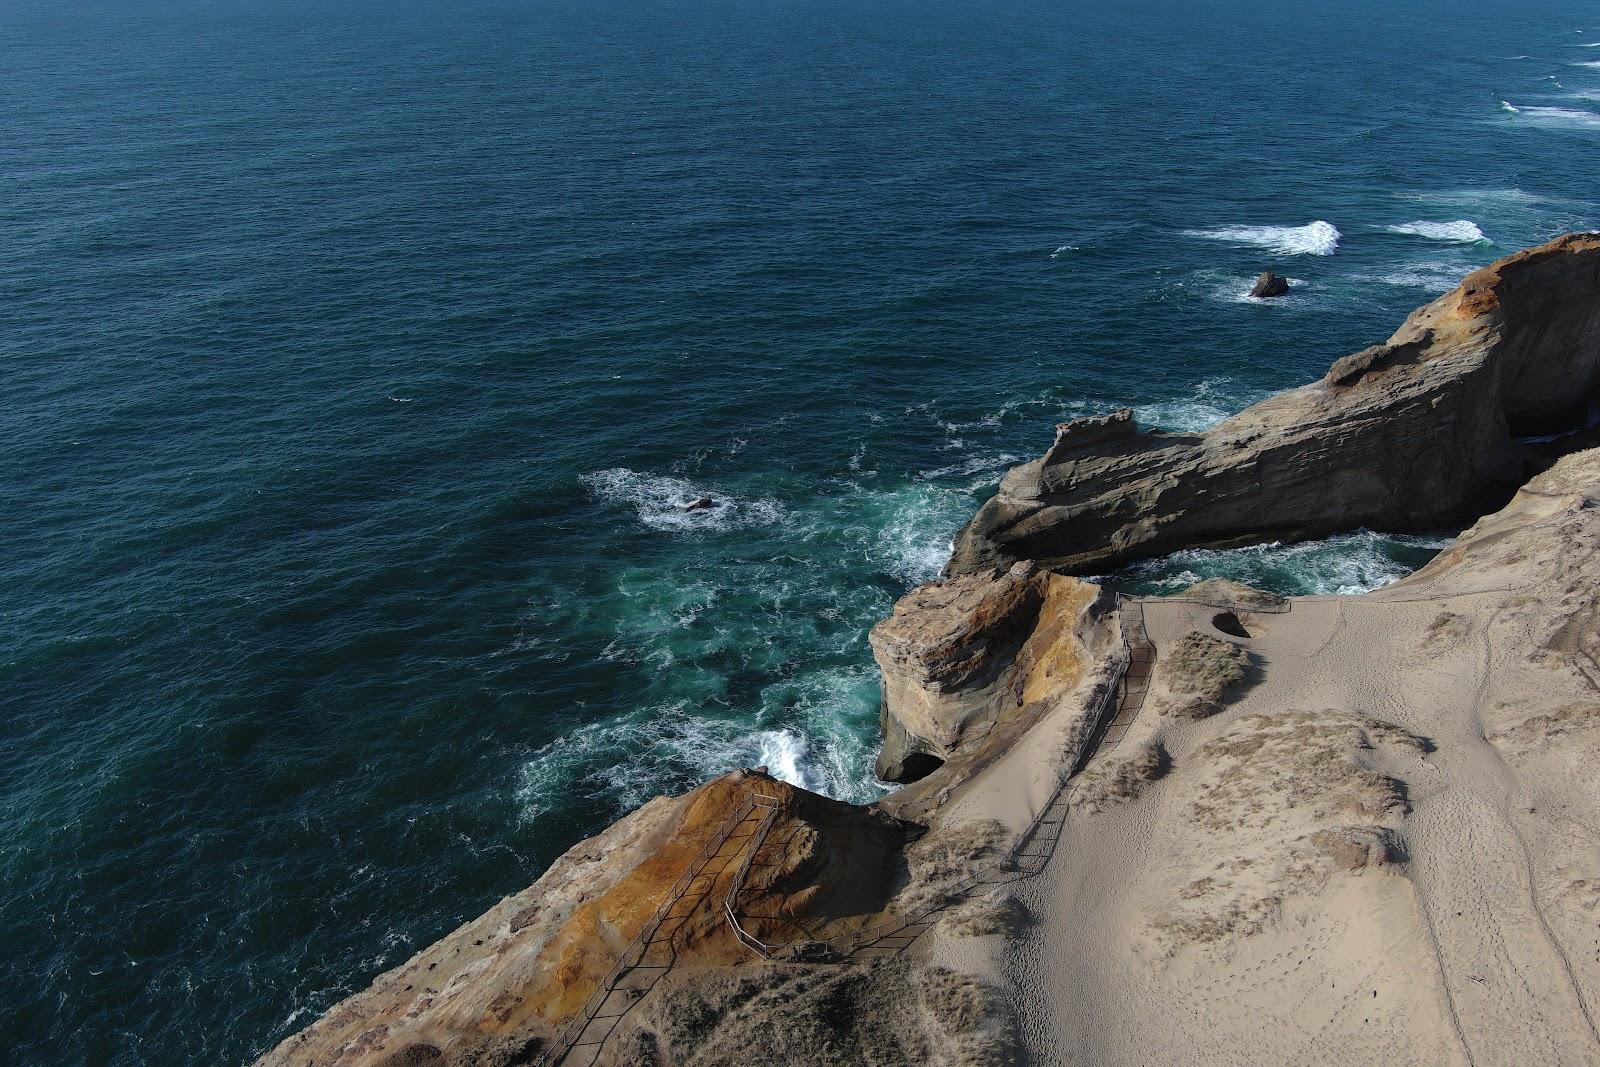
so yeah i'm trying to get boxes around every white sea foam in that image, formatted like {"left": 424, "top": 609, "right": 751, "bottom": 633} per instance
{"left": 1133, "top": 379, "right": 1267, "bottom": 433}
{"left": 516, "top": 673, "right": 889, "bottom": 821}
{"left": 1574, "top": 60, "right": 1600, "bottom": 67}
{"left": 1501, "top": 103, "right": 1600, "bottom": 127}
{"left": 918, "top": 451, "right": 1023, "bottom": 482}
{"left": 582, "top": 468, "right": 784, "bottom": 532}
{"left": 1500, "top": 100, "right": 1521, "bottom": 112}
{"left": 861, "top": 482, "right": 968, "bottom": 584}
{"left": 1184, "top": 220, "right": 1341, "bottom": 256}
{"left": 1050, "top": 244, "right": 1079, "bottom": 258}
{"left": 1113, "top": 530, "right": 1457, "bottom": 597}
{"left": 754, "top": 728, "right": 809, "bottom": 786}
{"left": 1384, "top": 220, "right": 1488, "bottom": 242}
{"left": 1361, "top": 260, "right": 1470, "bottom": 292}
{"left": 514, "top": 704, "right": 770, "bottom": 818}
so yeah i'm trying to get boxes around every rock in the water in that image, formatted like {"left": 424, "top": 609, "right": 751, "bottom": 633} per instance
{"left": 681, "top": 496, "right": 715, "bottom": 511}
{"left": 1250, "top": 271, "right": 1290, "bottom": 298}
{"left": 946, "top": 233, "right": 1600, "bottom": 576}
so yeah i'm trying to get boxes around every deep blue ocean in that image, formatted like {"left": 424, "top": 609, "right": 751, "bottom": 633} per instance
{"left": 4, "top": 0, "right": 1598, "bottom": 1061}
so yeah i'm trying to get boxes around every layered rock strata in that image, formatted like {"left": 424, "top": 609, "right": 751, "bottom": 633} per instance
{"left": 255, "top": 772, "right": 916, "bottom": 1067}
{"left": 947, "top": 233, "right": 1600, "bottom": 576}
{"left": 868, "top": 566, "right": 1120, "bottom": 782}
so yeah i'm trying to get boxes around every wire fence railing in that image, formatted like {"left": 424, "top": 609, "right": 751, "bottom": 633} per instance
{"left": 540, "top": 792, "right": 782, "bottom": 1067}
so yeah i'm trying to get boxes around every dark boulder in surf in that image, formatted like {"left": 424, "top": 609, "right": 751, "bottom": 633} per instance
{"left": 1249, "top": 271, "right": 1290, "bottom": 298}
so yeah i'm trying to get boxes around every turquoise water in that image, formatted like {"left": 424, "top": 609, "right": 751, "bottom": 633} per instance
{"left": 4, "top": 0, "right": 1598, "bottom": 1061}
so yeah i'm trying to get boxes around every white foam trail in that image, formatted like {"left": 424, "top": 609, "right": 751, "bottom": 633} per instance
{"left": 582, "top": 468, "right": 784, "bottom": 532}
{"left": 1050, "top": 244, "right": 1079, "bottom": 258}
{"left": 1500, "top": 100, "right": 1521, "bottom": 112}
{"left": 1183, "top": 220, "right": 1341, "bottom": 255}
{"left": 1501, "top": 103, "right": 1600, "bottom": 127}
{"left": 1361, "top": 260, "right": 1469, "bottom": 292}
{"left": 1384, "top": 220, "right": 1488, "bottom": 242}
{"left": 1114, "top": 530, "right": 1456, "bottom": 597}
{"left": 1575, "top": 60, "right": 1600, "bottom": 67}
{"left": 1134, "top": 379, "right": 1268, "bottom": 433}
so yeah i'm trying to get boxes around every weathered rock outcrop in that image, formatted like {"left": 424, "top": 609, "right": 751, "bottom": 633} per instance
{"left": 255, "top": 771, "right": 915, "bottom": 1067}
{"left": 868, "top": 564, "right": 1120, "bottom": 782}
{"left": 948, "top": 233, "right": 1600, "bottom": 576}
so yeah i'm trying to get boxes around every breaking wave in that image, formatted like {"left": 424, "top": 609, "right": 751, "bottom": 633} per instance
{"left": 1499, "top": 102, "right": 1600, "bottom": 127}
{"left": 1384, "top": 220, "right": 1488, "bottom": 242}
{"left": 516, "top": 673, "right": 890, "bottom": 821}
{"left": 1183, "top": 220, "right": 1341, "bottom": 255}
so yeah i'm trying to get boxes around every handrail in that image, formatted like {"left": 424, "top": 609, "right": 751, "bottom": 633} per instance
{"left": 540, "top": 791, "right": 781, "bottom": 1066}
{"left": 723, "top": 801, "right": 782, "bottom": 957}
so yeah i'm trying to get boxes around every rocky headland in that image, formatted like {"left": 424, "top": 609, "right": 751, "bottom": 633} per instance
{"left": 947, "top": 233, "right": 1600, "bottom": 576}
{"left": 260, "top": 234, "right": 1600, "bottom": 1067}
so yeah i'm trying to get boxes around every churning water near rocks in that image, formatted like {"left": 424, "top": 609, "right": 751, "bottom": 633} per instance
{"left": 5, "top": 0, "right": 1600, "bottom": 1062}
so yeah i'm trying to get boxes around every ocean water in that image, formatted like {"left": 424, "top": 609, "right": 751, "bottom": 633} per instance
{"left": 4, "top": 0, "right": 1598, "bottom": 1061}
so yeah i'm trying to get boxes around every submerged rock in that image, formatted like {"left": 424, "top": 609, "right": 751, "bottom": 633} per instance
{"left": 1249, "top": 271, "right": 1290, "bottom": 298}
{"left": 681, "top": 496, "right": 715, "bottom": 511}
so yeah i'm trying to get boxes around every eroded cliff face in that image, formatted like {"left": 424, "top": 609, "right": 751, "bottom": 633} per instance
{"left": 868, "top": 566, "right": 1120, "bottom": 783}
{"left": 255, "top": 772, "right": 915, "bottom": 1067}
{"left": 947, "top": 232, "right": 1600, "bottom": 576}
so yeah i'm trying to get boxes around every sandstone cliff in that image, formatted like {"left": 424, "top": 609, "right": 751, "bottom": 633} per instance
{"left": 254, "top": 772, "right": 926, "bottom": 1067}
{"left": 947, "top": 233, "right": 1600, "bottom": 576}
{"left": 868, "top": 566, "right": 1121, "bottom": 782}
